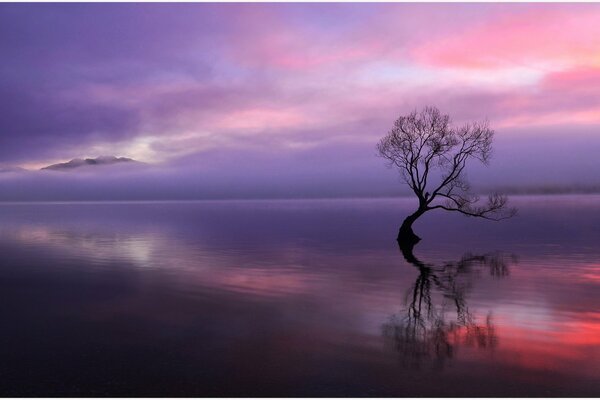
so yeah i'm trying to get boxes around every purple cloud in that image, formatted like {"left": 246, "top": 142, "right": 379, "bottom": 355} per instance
{"left": 1, "top": 3, "right": 599, "bottom": 198}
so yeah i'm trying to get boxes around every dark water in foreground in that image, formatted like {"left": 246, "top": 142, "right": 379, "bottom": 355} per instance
{"left": 0, "top": 195, "right": 599, "bottom": 397}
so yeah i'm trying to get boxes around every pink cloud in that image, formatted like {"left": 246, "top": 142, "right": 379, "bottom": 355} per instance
{"left": 413, "top": 5, "right": 600, "bottom": 70}
{"left": 25, "top": 3, "right": 600, "bottom": 169}
{"left": 225, "top": 22, "right": 386, "bottom": 71}
{"left": 542, "top": 67, "right": 600, "bottom": 92}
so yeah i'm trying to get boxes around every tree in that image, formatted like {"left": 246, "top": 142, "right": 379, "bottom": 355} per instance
{"left": 377, "top": 106, "right": 516, "bottom": 243}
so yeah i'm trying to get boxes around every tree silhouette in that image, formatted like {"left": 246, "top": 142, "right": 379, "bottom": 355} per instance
{"left": 377, "top": 106, "right": 516, "bottom": 243}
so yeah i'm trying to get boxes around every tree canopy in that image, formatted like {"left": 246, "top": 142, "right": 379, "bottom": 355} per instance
{"left": 378, "top": 106, "right": 516, "bottom": 223}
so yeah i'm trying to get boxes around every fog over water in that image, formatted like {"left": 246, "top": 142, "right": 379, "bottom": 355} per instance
{"left": 0, "top": 128, "right": 599, "bottom": 201}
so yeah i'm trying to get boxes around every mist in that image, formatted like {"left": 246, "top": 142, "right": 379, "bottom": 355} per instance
{"left": 0, "top": 127, "right": 598, "bottom": 201}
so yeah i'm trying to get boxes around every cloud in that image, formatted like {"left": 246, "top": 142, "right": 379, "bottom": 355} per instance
{"left": 1, "top": 3, "right": 599, "bottom": 197}
{"left": 412, "top": 4, "right": 600, "bottom": 70}
{"left": 0, "top": 83, "right": 140, "bottom": 163}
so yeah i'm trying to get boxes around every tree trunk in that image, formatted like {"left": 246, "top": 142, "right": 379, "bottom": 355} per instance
{"left": 397, "top": 208, "right": 426, "bottom": 244}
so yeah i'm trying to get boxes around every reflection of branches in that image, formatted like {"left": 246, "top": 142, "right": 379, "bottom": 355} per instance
{"left": 382, "top": 242, "right": 516, "bottom": 370}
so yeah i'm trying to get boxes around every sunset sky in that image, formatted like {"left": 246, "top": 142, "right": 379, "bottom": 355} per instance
{"left": 1, "top": 3, "right": 599, "bottom": 199}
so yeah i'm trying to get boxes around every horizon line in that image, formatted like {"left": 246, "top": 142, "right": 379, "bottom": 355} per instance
{"left": 0, "top": 192, "right": 598, "bottom": 205}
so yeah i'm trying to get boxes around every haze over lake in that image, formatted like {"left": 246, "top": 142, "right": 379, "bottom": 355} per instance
{"left": 1, "top": 195, "right": 598, "bottom": 396}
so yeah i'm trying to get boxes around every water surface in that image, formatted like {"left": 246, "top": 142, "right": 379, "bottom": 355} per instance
{"left": 0, "top": 196, "right": 599, "bottom": 396}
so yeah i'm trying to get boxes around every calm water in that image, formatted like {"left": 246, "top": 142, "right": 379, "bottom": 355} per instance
{"left": 0, "top": 195, "right": 599, "bottom": 396}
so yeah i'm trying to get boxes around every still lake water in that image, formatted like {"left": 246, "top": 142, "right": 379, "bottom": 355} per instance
{"left": 0, "top": 195, "right": 599, "bottom": 396}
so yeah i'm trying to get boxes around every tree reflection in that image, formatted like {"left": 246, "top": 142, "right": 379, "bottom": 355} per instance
{"left": 382, "top": 241, "right": 517, "bottom": 370}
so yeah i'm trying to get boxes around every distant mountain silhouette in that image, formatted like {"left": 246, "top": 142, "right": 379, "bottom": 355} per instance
{"left": 0, "top": 166, "right": 27, "bottom": 173}
{"left": 41, "top": 156, "right": 137, "bottom": 171}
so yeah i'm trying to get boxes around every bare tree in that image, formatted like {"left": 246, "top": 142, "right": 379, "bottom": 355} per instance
{"left": 377, "top": 106, "right": 516, "bottom": 243}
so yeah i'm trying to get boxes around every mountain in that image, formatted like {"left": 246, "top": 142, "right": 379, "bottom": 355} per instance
{"left": 41, "top": 156, "right": 137, "bottom": 171}
{"left": 0, "top": 166, "right": 27, "bottom": 173}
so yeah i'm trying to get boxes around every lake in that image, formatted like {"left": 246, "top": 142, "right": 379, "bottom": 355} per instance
{"left": 0, "top": 195, "right": 599, "bottom": 396}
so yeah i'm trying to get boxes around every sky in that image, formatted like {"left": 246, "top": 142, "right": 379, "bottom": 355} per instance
{"left": 0, "top": 3, "right": 599, "bottom": 200}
